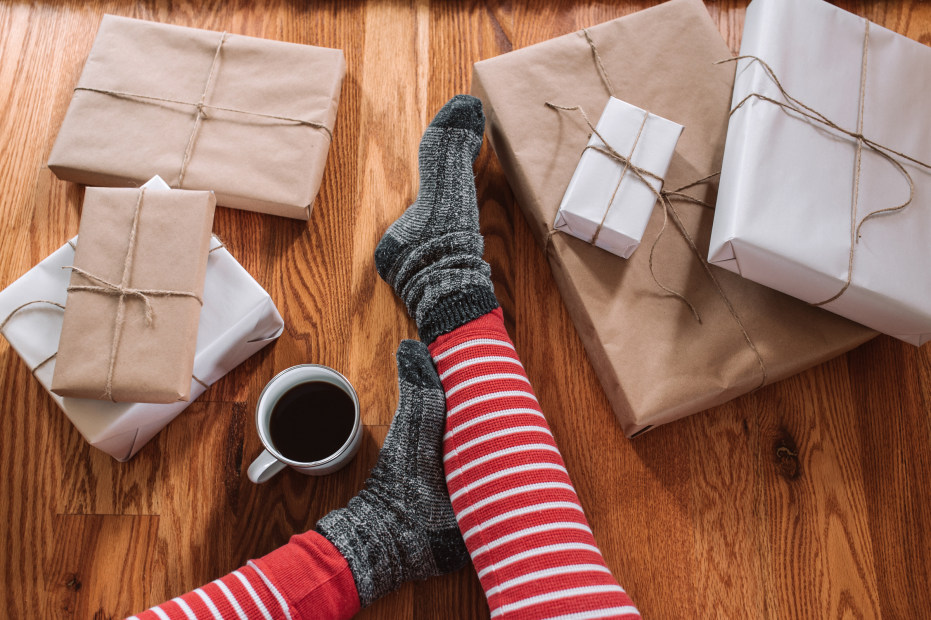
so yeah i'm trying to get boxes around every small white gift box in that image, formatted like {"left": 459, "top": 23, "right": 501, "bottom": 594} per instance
{"left": 710, "top": 0, "right": 931, "bottom": 345}
{"left": 0, "top": 230, "right": 284, "bottom": 461}
{"left": 554, "top": 96, "right": 683, "bottom": 258}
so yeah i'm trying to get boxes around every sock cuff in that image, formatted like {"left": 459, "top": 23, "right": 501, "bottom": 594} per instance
{"left": 419, "top": 286, "right": 500, "bottom": 345}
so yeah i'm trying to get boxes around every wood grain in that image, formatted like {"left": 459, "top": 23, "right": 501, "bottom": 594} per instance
{"left": 2, "top": 1, "right": 931, "bottom": 618}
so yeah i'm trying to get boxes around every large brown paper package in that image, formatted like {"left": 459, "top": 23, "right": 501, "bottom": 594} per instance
{"left": 51, "top": 187, "right": 216, "bottom": 403}
{"left": 48, "top": 15, "right": 345, "bottom": 220}
{"left": 471, "top": 0, "right": 876, "bottom": 436}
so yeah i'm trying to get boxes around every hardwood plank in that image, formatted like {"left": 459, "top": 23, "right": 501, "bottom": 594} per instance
{"left": 0, "top": 354, "right": 54, "bottom": 618}
{"left": 757, "top": 360, "right": 881, "bottom": 618}
{"left": 348, "top": 0, "right": 428, "bottom": 431}
{"left": 44, "top": 514, "right": 159, "bottom": 619}
{"left": 849, "top": 339, "right": 931, "bottom": 617}
{"left": 684, "top": 401, "right": 768, "bottom": 618}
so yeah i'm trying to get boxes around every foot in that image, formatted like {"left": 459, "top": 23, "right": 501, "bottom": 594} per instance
{"left": 374, "top": 94, "right": 499, "bottom": 344}
{"left": 316, "top": 340, "right": 468, "bottom": 606}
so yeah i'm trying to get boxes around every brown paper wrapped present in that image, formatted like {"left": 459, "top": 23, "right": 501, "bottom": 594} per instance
{"left": 51, "top": 186, "right": 216, "bottom": 403}
{"left": 48, "top": 15, "right": 345, "bottom": 220}
{"left": 471, "top": 0, "right": 876, "bottom": 436}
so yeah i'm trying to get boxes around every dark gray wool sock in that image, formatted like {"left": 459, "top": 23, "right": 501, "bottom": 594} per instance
{"left": 315, "top": 340, "right": 468, "bottom": 607}
{"left": 374, "top": 94, "right": 499, "bottom": 344}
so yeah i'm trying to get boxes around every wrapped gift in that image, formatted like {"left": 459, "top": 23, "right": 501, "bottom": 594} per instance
{"left": 0, "top": 235, "right": 284, "bottom": 461}
{"left": 48, "top": 14, "right": 346, "bottom": 220}
{"left": 51, "top": 183, "right": 215, "bottom": 403}
{"left": 709, "top": 0, "right": 931, "bottom": 345}
{"left": 471, "top": 0, "right": 876, "bottom": 436}
{"left": 554, "top": 96, "right": 683, "bottom": 259}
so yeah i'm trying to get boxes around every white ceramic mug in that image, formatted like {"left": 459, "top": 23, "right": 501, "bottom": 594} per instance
{"left": 247, "top": 364, "right": 362, "bottom": 483}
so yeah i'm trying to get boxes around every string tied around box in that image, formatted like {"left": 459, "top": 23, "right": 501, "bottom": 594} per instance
{"left": 543, "top": 28, "right": 767, "bottom": 389}
{"left": 73, "top": 31, "right": 333, "bottom": 190}
{"left": 0, "top": 233, "right": 228, "bottom": 389}
{"left": 62, "top": 188, "right": 204, "bottom": 402}
{"left": 717, "top": 19, "right": 931, "bottom": 306}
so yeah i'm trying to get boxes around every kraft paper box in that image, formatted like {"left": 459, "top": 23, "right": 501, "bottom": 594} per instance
{"left": 709, "top": 0, "right": 931, "bottom": 346}
{"left": 555, "top": 96, "right": 683, "bottom": 259}
{"left": 0, "top": 235, "right": 284, "bottom": 461}
{"left": 51, "top": 185, "right": 215, "bottom": 403}
{"left": 48, "top": 14, "right": 346, "bottom": 220}
{"left": 471, "top": 0, "right": 875, "bottom": 436}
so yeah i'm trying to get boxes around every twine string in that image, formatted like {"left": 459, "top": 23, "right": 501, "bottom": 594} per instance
{"left": 656, "top": 184, "right": 767, "bottom": 386}
{"left": 591, "top": 112, "right": 648, "bottom": 246}
{"left": 582, "top": 28, "right": 616, "bottom": 98}
{"left": 177, "top": 32, "right": 228, "bottom": 188}
{"left": 74, "top": 86, "right": 332, "bottom": 139}
{"left": 0, "top": 300, "right": 67, "bottom": 375}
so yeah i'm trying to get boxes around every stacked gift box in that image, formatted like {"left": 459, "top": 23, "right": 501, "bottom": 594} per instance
{"left": 470, "top": 0, "right": 925, "bottom": 436}
{"left": 0, "top": 16, "right": 346, "bottom": 459}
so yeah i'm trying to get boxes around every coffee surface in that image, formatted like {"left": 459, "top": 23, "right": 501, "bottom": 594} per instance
{"left": 269, "top": 381, "right": 355, "bottom": 463}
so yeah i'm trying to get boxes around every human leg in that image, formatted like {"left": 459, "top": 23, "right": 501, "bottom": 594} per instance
{"left": 129, "top": 340, "right": 466, "bottom": 620}
{"left": 375, "top": 94, "right": 640, "bottom": 619}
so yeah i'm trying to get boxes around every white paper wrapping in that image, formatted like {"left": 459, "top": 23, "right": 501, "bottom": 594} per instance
{"left": 0, "top": 235, "right": 284, "bottom": 461}
{"left": 710, "top": 0, "right": 931, "bottom": 345}
{"left": 554, "top": 96, "right": 683, "bottom": 259}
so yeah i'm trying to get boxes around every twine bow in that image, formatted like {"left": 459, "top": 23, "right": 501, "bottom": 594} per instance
{"left": 74, "top": 31, "right": 333, "bottom": 189}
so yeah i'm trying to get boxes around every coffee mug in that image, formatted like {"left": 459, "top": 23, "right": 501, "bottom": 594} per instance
{"left": 247, "top": 364, "right": 362, "bottom": 483}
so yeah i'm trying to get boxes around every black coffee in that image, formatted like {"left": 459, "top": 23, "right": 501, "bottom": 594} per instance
{"left": 269, "top": 381, "right": 355, "bottom": 463}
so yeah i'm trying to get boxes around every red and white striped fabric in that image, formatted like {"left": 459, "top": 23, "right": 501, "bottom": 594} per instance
{"left": 128, "top": 530, "right": 360, "bottom": 620}
{"left": 129, "top": 563, "right": 288, "bottom": 620}
{"left": 430, "top": 308, "right": 640, "bottom": 620}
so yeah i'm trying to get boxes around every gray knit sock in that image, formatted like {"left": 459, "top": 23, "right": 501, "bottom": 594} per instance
{"left": 374, "top": 94, "right": 499, "bottom": 344}
{"left": 316, "top": 340, "right": 468, "bottom": 607}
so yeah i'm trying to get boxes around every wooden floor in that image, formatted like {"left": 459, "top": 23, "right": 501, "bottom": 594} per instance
{"left": 2, "top": 1, "right": 930, "bottom": 618}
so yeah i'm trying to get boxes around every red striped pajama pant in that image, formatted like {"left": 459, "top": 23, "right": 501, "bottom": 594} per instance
{"left": 132, "top": 309, "right": 639, "bottom": 619}
{"left": 429, "top": 308, "right": 639, "bottom": 620}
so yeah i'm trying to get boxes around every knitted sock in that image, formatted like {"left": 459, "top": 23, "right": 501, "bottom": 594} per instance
{"left": 316, "top": 340, "right": 469, "bottom": 606}
{"left": 374, "top": 94, "right": 499, "bottom": 344}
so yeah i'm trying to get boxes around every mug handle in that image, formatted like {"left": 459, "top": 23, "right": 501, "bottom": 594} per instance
{"left": 247, "top": 449, "right": 287, "bottom": 484}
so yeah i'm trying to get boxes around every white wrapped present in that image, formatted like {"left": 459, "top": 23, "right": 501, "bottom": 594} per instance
{"left": 554, "top": 96, "right": 683, "bottom": 258}
{"left": 710, "top": 0, "right": 931, "bottom": 345}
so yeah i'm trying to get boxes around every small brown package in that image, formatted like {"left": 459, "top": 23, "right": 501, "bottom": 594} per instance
{"left": 51, "top": 186, "right": 216, "bottom": 403}
{"left": 48, "top": 15, "right": 345, "bottom": 220}
{"left": 471, "top": 0, "right": 876, "bottom": 436}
